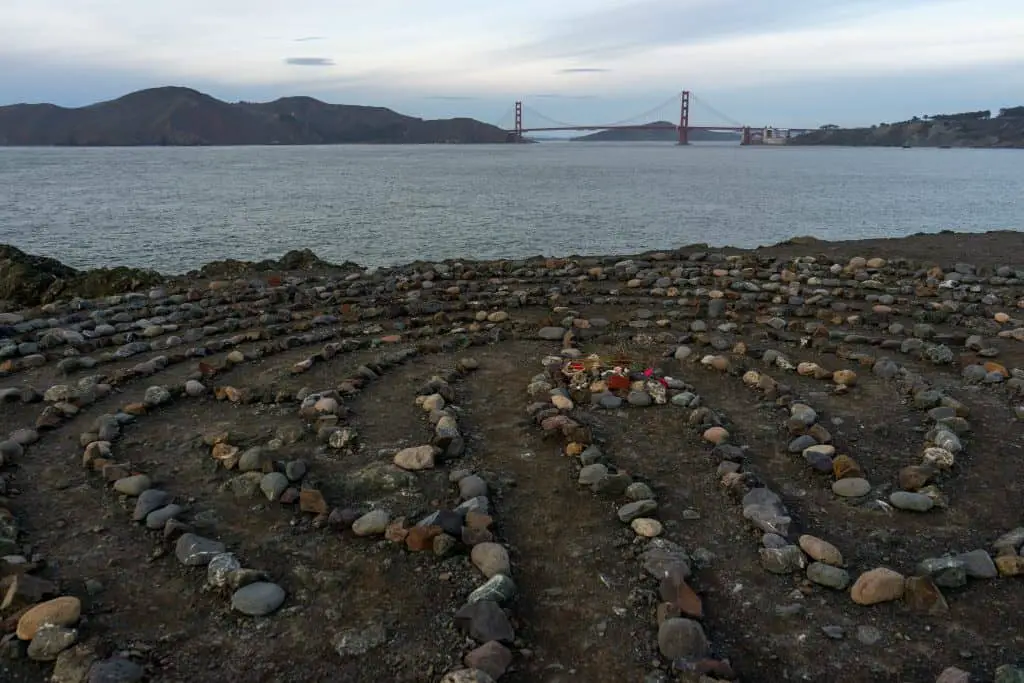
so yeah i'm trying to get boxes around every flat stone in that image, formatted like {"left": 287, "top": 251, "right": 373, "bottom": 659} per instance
{"left": 17, "top": 596, "right": 82, "bottom": 640}
{"left": 394, "top": 445, "right": 437, "bottom": 471}
{"left": 903, "top": 575, "right": 948, "bottom": 615}
{"left": 112, "top": 474, "right": 151, "bottom": 496}
{"left": 578, "top": 463, "right": 609, "bottom": 486}
{"left": 352, "top": 509, "right": 391, "bottom": 536}
{"left": 798, "top": 535, "right": 843, "bottom": 566}
{"left": 454, "top": 600, "right": 515, "bottom": 643}
{"left": 618, "top": 499, "right": 657, "bottom": 522}
{"left": 956, "top": 549, "right": 998, "bottom": 579}
{"left": 471, "top": 543, "right": 511, "bottom": 579}
{"left": 27, "top": 625, "right": 78, "bottom": 661}
{"left": 86, "top": 657, "right": 145, "bottom": 683}
{"left": 657, "top": 618, "right": 709, "bottom": 660}
{"left": 131, "top": 488, "right": 170, "bottom": 522}
{"left": 174, "top": 533, "right": 226, "bottom": 566}
{"left": 890, "top": 491, "right": 935, "bottom": 512}
{"left": 832, "top": 477, "right": 871, "bottom": 498}
{"left": 760, "top": 545, "right": 807, "bottom": 574}
{"left": 807, "top": 562, "right": 851, "bottom": 590}
{"left": 231, "top": 581, "right": 286, "bottom": 616}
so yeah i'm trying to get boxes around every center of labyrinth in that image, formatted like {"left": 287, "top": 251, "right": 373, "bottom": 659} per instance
{"left": 0, "top": 249, "right": 1023, "bottom": 683}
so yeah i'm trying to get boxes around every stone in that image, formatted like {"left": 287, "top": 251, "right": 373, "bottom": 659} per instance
{"left": 956, "top": 549, "right": 998, "bottom": 579}
{"left": 459, "top": 475, "right": 488, "bottom": 500}
{"left": 618, "top": 499, "right": 657, "bottom": 522}
{"left": 52, "top": 644, "right": 98, "bottom": 683}
{"left": 798, "top": 535, "right": 843, "bottom": 566}
{"left": 352, "top": 509, "right": 391, "bottom": 536}
{"left": 231, "top": 582, "right": 286, "bottom": 616}
{"left": 702, "top": 426, "right": 729, "bottom": 444}
{"left": 832, "top": 477, "right": 871, "bottom": 498}
{"left": 260, "top": 472, "right": 289, "bottom": 501}
{"left": 890, "top": 491, "right": 935, "bottom": 512}
{"left": 631, "top": 518, "right": 663, "bottom": 538}
{"left": 760, "top": 545, "right": 807, "bottom": 574}
{"left": 995, "top": 665, "right": 1024, "bottom": 683}
{"left": 917, "top": 557, "right": 968, "bottom": 588}
{"left": 112, "top": 474, "right": 151, "bottom": 496}
{"left": 578, "top": 463, "right": 609, "bottom": 486}
{"left": 27, "top": 624, "right": 78, "bottom": 661}
{"left": 333, "top": 622, "right": 387, "bottom": 658}
{"left": 657, "top": 618, "right": 709, "bottom": 660}
{"left": 464, "top": 641, "right": 513, "bottom": 681}
{"left": 131, "top": 489, "right": 170, "bottom": 522}
{"left": 899, "top": 465, "right": 935, "bottom": 491}
{"left": 467, "top": 574, "right": 517, "bottom": 605}
{"left": 850, "top": 567, "right": 905, "bottom": 605}
{"left": 85, "top": 657, "right": 145, "bottom": 683}
{"left": 807, "top": 562, "right": 851, "bottom": 590}
{"left": 175, "top": 533, "right": 226, "bottom": 566}
{"left": 903, "top": 575, "right": 948, "bottom": 615}
{"left": 16, "top": 596, "right": 82, "bottom": 640}
{"left": 471, "top": 543, "right": 511, "bottom": 578}
{"left": 454, "top": 600, "right": 515, "bottom": 643}
{"left": 299, "top": 489, "right": 329, "bottom": 515}
{"left": 659, "top": 573, "right": 703, "bottom": 618}
{"left": 935, "top": 667, "right": 971, "bottom": 683}
{"left": 441, "top": 670, "right": 496, "bottom": 683}
{"left": 1, "top": 574, "right": 58, "bottom": 611}
{"left": 393, "top": 445, "right": 437, "bottom": 471}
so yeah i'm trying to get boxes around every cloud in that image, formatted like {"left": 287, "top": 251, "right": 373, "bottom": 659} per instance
{"left": 284, "top": 57, "right": 335, "bottom": 66}
{"left": 423, "top": 95, "right": 480, "bottom": 101}
{"left": 293, "top": 36, "right": 325, "bottom": 42}
{"left": 556, "top": 68, "right": 610, "bottom": 74}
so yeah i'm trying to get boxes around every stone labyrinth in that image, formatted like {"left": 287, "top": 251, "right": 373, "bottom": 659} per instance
{"left": 0, "top": 243, "right": 1023, "bottom": 683}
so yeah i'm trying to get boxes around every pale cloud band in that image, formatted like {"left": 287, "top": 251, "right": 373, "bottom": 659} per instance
{"left": 1, "top": 0, "right": 1022, "bottom": 126}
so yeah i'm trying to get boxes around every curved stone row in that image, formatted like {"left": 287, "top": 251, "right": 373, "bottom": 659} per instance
{"left": 527, "top": 347, "right": 736, "bottom": 681}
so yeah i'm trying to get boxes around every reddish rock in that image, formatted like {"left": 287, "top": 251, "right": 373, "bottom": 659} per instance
{"left": 660, "top": 573, "right": 703, "bottom": 618}
{"left": 406, "top": 525, "right": 442, "bottom": 552}
{"left": 279, "top": 488, "right": 300, "bottom": 505}
{"left": 299, "top": 489, "right": 328, "bottom": 515}
{"left": 903, "top": 576, "right": 948, "bottom": 615}
{"left": 464, "top": 640, "right": 513, "bottom": 680}
{"left": 385, "top": 519, "right": 409, "bottom": 543}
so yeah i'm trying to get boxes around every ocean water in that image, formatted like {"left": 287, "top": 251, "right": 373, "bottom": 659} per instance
{"left": 0, "top": 142, "right": 1020, "bottom": 273}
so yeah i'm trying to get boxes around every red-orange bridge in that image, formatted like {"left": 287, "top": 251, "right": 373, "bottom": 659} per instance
{"left": 502, "top": 90, "right": 815, "bottom": 145}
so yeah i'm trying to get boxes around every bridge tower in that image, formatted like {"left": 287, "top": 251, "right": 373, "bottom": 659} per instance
{"left": 678, "top": 90, "right": 690, "bottom": 145}
{"left": 514, "top": 101, "right": 523, "bottom": 143}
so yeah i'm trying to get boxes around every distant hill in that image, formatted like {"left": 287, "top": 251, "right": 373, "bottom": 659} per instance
{"left": 0, "top": 87, "right": 512, "bottom": 146}
{"left": 572, "top": 122, "right": 741, "bottom": 142}
{"left": 790, "top": 108, "right": 1024, "bottom": 148}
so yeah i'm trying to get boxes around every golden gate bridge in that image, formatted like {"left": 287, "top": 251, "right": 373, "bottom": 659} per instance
{"left": 497, "top": 91, "right": 815, "bottom": 145}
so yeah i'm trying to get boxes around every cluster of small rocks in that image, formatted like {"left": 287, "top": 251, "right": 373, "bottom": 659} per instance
{"left": 526, "top": 346, "right": 736, "bottom": 681}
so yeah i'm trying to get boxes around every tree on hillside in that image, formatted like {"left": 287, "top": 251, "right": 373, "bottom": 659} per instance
{"left": 998, "top": 105, "right": 1024, "bottom": 118}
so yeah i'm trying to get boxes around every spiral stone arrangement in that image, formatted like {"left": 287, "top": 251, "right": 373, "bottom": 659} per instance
{"left": 0, "top": 237, "right": 1023, "bottom": 682}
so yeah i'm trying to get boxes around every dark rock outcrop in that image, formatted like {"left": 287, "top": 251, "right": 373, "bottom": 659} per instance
{"left": 0, "top": 87, "right": 512, "bottom": 146}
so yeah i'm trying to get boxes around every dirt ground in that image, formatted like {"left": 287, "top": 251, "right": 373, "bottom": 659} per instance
{"left": 1, "top": 230, "right": 1023, "bottom": 683}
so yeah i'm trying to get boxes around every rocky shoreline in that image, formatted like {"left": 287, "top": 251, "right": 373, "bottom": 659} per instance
{"left": 0, "top": 230, "right": 1023, "bottom": 683}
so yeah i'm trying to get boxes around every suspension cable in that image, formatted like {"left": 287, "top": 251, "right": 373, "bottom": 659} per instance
{"left": 690, "top": 94, "right": 743, "bottom": 127}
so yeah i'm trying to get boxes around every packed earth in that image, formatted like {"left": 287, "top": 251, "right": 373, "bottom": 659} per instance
{"left": 0, "top": 231, "right": 1023, "bottom": 683}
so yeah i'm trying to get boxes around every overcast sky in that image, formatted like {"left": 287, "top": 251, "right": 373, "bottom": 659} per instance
{"left": 2, "top": 0, "right": 1023, "bottom": 127}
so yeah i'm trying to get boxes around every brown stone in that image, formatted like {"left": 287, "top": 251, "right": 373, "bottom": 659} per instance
{"left": 996, "top": 555, "right": 1024, "bottom": 577}
{"left": 832, "top": 454, "right": 864, "bottom": 480}
{"left": 101, "top": 463, "right": 131, "bottom": 482}
{"left": 565, "top": 442, "right": 585, "bottom": 457}
{"left": 983, "top": 361, "right": 1009, "bottom": 377}
{"left": 16, "top": 596, "right": 81, "bottom": 640}
{"left": 808, "top": 424, "right": 832, "bottom": 444}
{"left": 406, "top": 525, "right": 442, "bottom": 552}
{"left": 465, "top": 512, "right": 493, "bottom": 530}
{"left": 461, "top": 527, "right": 494, "bottom": 546}
{"left": 0, "top": 575, "right": 58, "bottom": 611}
{"left": 850, "top": 567, "right": 905, "bottom": 605}
{"left": 660, "top": 574, "right": 703, "bottom": 618}
{"left": 122, "top": 402, "right": 147, "bottom": 416}
{"left": 656, "top": 601, "right": 682, "bottom": 625}
{"left": 211, "top": 443, "right": 240, "bottom": 468}
{"left": 898, "top": 465, "right": 935, "bottom": 491}
{"left": 279, "top": 488, "right": 300, "bottom": 505}
{"left": 299, "top": 489, "right": 328, "bottom": 515}
{"left": 903, "top": 575, "right": 948, "bottom": 615}
{"left": 464, "top": 640, "right": 513, "bottom": 680}
{"left": 832, "top": 369, "right": 857, "bottom": 386}
{"left": 798, "top": 535, "right": 844, "bottom": 566}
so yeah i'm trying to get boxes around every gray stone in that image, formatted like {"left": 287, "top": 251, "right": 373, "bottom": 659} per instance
{"left": 334, "top": 622, "right": 388, "bottom": 658}
{"left": 86, "top": 657, "right": 144, "bottom": 683}
{"left": 657, "top": 618, "right": 709, "bottom": 660}
{"left": 993, "top": 527, "right": 1024, "bottom": 553}
{"left": 578, "top": 464, "right": 609, "bottom": 486}
{"left": 787, "top": 435, "right": 817, "bottom": 453}
{"left": 131, "top": 489, "right": 170, "bottom": 522}
{"left": 832, "top": 477, "right": 871, "bottom": 498}
{"left": 52, "top": 644, "right": 98, "bottom": 683}
{"left": 617, "top": 499, "right": 657, "bottom": 522}
{"left": 537, "top": 326, "right": 566, "bottom": 341}
{"left": 27, "top": 625, "right": 78, "bottom": 661}
{"left": 917, "top": 556, "right": 968, "bottom": 588}
{"left": 760, "top": 545, "right": 807, "bottom": 574}
{"left": 957, "top": 549, "right": 998, "bottom": 579}
{"left": 458, "top": 475, "right": 488, "bottom": 500}
{"left": 112, "top": 475, "right": 151, "bottom": 496}
{"left": 467, "top": 574, "right": 517, "bottom": 605}
{"left": 455, "top": 600, "right": 515, "bottom": 643}
{"left": 806, "top": 562, "right": 851, "bottom": 589}
{"left": 231, "top": 581, "right": 286, "bottom": 616}
{"left": 260, "top": 472, "right": 289, "bottom": 501}
{"left": 856, "top": 625, "right": 883, "bottom": 646}
{"left": 175, "top": 533, "right": 226, "bottom": 566}
{"left": 627, "top": 391, "right": 652, "bottom": 407}
{"left": 890, "top": 491, "right": 934, "bottom": 512}
{"left": 146, "top": 504, "right": 183, "bottom": 530}
{"left": 352, "top": 509, "right": 391, "bottom": 536}
{"left": 640, "top": 540, "right": 691, "bottom": 579}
